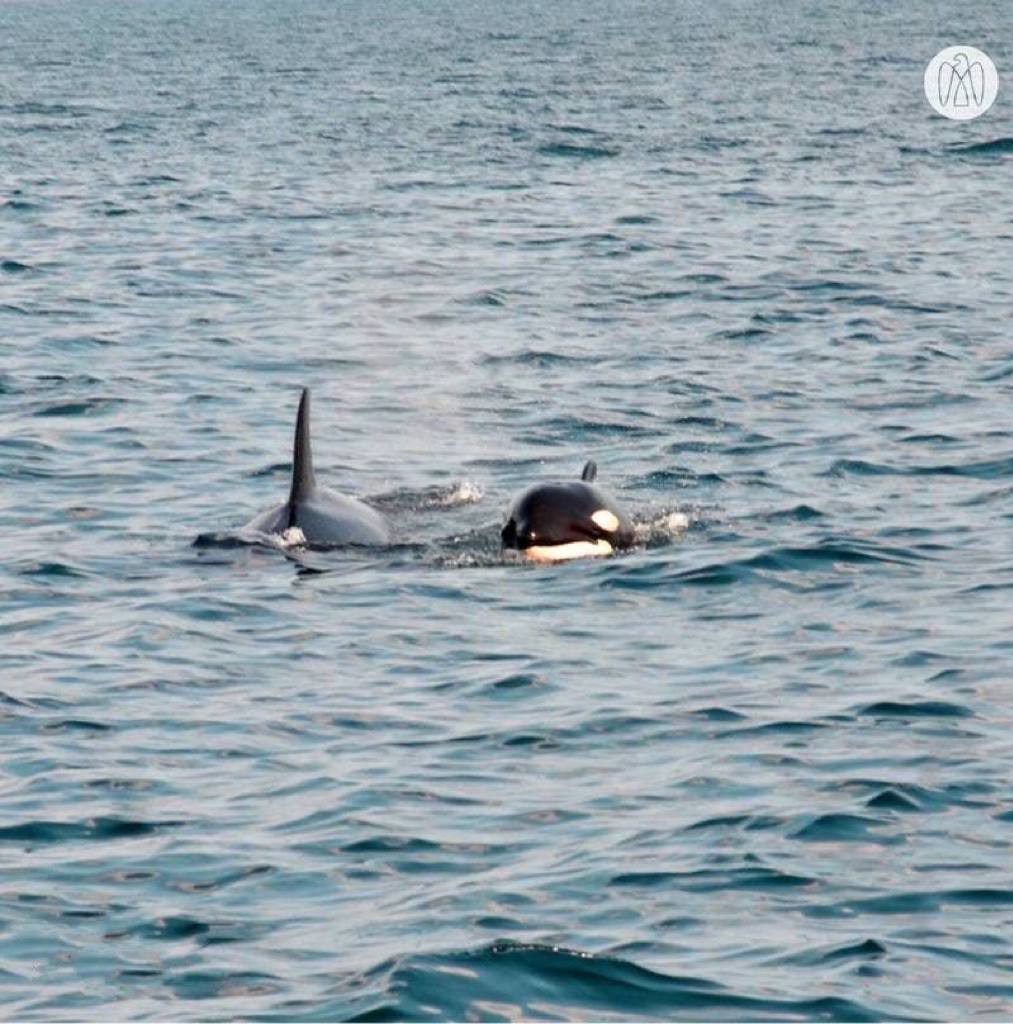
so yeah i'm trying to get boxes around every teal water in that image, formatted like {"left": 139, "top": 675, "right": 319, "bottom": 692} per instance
{"left": 2, "top": 0, "right": 1013, "bottom": 1019}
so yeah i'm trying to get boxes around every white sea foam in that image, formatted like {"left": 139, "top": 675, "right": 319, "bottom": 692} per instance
{"left": 635, "top": 509, "right": 690, "bottom": 543}
{"left": 277, "top": 526, "right": 307, "bottom": 548}
{"left": 443, "top": 480, "right": 484, "bottom": 506}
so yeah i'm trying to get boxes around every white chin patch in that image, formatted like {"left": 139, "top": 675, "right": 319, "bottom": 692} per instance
{"left": 523, "top": 539, "right": 614, "bottom": 562}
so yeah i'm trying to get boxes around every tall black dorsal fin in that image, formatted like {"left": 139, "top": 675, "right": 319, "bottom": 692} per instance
{"left": 581, "top": 460, "right": 597, "bottom": 482}
{"left": 287, "top": 388, "right": 316, "bottom": 524}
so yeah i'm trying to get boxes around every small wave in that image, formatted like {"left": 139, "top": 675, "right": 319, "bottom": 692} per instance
{"left": 460, "top": 289, "right": 508, "bottom": 307}
{"left": 163, "top": 969, "right": 282, "bottom": 1001}
{"left": 34, "top": 397, "right": 123, "bottom": 417}
{"left": 125, "top": 915, "right": 214, "bottom": 941}
{"left": 632, "top": 468, "right": 725, "bottom": 488}
{"left": 132, "top": 173, "right": 182, "bottom": 185}
{"left": 689, "top": 706, "right": 747, "bottom": 722}
{"left": 539, "top": 414, "right": 658, "bottom": 439}
{"left": 807, "top": 888, "right": 1013, "bottom": 919}
{"left": 480, "top": 348, "right": 593, "bottom": 367}
{"left": 713, "top": 326, "right": 773, "bottom": 341}
{"left": 947, "top": 137, "right": 1013, "bottom": 156}
{"left": 764, "top": 503, "right": 825, "bottom": 522}
{"left": 1, "top": 198, "right": 39, "bottom": 212}
{"left": 476, "top": 672, "right": 546, "bottom": 697}
{"left": 600, "top": 538, "right": 925, "bottom": 592}
{"left": 720, "top": 719, "right": 829, "bottom": 738}
{"left": 0, "top": 817, "right": 182, "bottom": 845}
{"left": 866, "top": 789, "right": 922, "bottom": 812}
{"left": 636, "top": 288, "right": 693, "bottom": 302}
{"left": 103, "top": 120, "right": 155, "bottom": 136}
{"left": 685, "top": 812, "right": 782, "bottom": 832}
{"left": 348, "top": 942, "right": 884, "bottom": 1022}
{"left": 719, "top": 188, "right": 777, "bottom": 206}
{"left": 17, "top": 560, "right": 88, "bottom": 579}
{"left": 537, "top": 142, "right": 619, "bottom": 159}
{"left": 746, "top": 541, "right": 925, "bottom": 569}
{"left": 774, "top": 938, "right": 887, "bottom": 967}
{"left": 856, "top": 700, "right": 972, "bottom": 720}
{"left": 248, "top": 461, "right": 290, "bottom": 479}
{"left": 792, "top": 812, "right": 900, "bottom": 845}
{"left": 978, "top": 359, "right": 1013, "bottom": 381}
{"left": 828, "top": 777, "right": 984, "bottom": 815}
{"left": 545, "top": 123, "right": 601, "bottom": 136}
{"left": 737, "top": 541, "right": 924, "bottom": 572}
{"left": 790, "top": 811, "right": 901, "bottom": 843}
{"left": 40, "top": 719, "right": 110, "bottom": 733}
{"left": 790, "top": 277, "right": 875, "bottom": 294}
{"left": 827, "top": 456, "right": 1013, "bottom": 479}
{"left": 611, "top": 865, "right": 813, "bottom": 891}
{"left": 615, "top": 213, "right": 658, "bottom": 225}
{"left": 697, "top": 134, "right": 751, "bottom": 151}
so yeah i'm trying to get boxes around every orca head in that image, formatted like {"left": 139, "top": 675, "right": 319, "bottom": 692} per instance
{"left": 501, "top": 461, "right": 633, "bottom": 562}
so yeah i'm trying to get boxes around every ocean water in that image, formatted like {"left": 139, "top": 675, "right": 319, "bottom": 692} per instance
{"left": 2, "top": 0, "right": 1012, "bottom": 1019}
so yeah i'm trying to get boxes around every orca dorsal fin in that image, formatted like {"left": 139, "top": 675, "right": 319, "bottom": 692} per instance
{"left": 581, "top": 460, "right": 597, "bottom": 482}
{"left": 287, "top": 388, "right": 316, "bottom": 522}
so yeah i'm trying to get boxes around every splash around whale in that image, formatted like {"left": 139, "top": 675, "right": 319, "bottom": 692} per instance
{"left": 242, "top": 388, "right": 391, "bottom": 547}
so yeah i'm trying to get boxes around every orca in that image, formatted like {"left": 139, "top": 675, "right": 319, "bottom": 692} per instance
{"left": 501, "top": 460, "right": 635, "bottom": 562}
{"left": 244, "top": 388, "right": 391, "bottom": 547}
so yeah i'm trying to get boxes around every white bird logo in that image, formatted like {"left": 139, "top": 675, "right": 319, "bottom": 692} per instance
{"left": 938, "top": 51, "right": 985, "bottom": 107}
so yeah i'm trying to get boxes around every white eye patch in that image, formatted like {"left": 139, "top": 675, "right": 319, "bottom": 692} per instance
{"left": 590, "top": 509, "right": 620, "bottom": 533}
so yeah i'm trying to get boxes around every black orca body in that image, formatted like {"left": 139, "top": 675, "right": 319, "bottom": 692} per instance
{"left": 501, "top": 461, "right": 635, "bottom": 562}
{"left": 244, "top": 389, "right": 391, "bottom": 547}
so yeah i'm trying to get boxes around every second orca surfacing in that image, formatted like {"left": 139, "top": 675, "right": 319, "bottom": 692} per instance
{"left": 500, "top": 460, "right": 635, "bottom": 562}
{"left": 244, "top": 388, "right": 391, "bottom": 547}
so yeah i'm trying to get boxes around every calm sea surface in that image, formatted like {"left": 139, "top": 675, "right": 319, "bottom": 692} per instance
{"left": 2, "top": 0, "right": 1013, "bottom": 1019}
